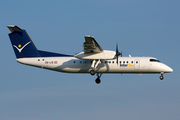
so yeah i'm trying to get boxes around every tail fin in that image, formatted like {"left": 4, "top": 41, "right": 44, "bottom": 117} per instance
{"left": 7, "top": 25, "right": 41, "bottom": 58}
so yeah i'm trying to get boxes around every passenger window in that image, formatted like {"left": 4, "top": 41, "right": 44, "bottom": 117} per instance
{"left": 74, "top": 61, "right": 75, "bottom": 63}
{"left": 127, "top": 61, "right": 128, "bottom": 63}
{"left": 131, "top": 61, "right": 133, "bottom": 63}
{"left": 120, "top": 61, "right": 121, "bottom": 64}
{"left": 105, "top": 61, "right": 107, "bottom": 63}
{"left": 112, "top": 61, "right": 114, "bottom": 64}
{"left": 109, "top": 61, "right": 111, "bottom": 63}
{"left": 123, "top": 61, "right": 125, "bottom": 63}
{"left": 136, "top": 61, "right": 138, "bottom": 64}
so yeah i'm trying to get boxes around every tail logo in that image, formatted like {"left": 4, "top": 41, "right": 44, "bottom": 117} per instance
{"left": 13, "top": 41, "right": 31, "bottom": 53}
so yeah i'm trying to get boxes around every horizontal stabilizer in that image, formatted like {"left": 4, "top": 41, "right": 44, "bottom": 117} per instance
{"left": 7, "top": 25, "right": 22, "bottom": 33}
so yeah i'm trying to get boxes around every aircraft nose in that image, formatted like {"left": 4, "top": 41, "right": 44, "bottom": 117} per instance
{"left": 164, "top": 65, "right": 173, "bottom": 73}
{"left": 168, "top": 67, "right": 173, "bottom": 73}
{"left": 160, "top": 63, "right": 173, "bottom": 73}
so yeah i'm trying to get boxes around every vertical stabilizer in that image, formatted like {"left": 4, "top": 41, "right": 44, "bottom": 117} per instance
{"left": 7, "top": 25, "right": 41, "bottom": 58}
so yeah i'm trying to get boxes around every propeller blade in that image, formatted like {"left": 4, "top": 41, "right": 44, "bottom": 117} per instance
{"left": 116, "top": 44, "right": 121, "bottom": 56}
{"left": 116, "top": 55, "right": 119, "bottom": 64}
{"left": 116, "top": 43, "right": 118, "bottom": 53}
{"left": 115, "top": 43, "right": 121, "bottom": 64}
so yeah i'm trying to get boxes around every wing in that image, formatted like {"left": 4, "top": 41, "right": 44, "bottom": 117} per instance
{"left": 83, "top": 36, "right": 103, "bottom": 53}
{"left": 75, "top": 36, "right": 115, "bottom": 60}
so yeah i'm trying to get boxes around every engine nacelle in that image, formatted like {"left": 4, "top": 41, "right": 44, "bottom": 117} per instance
{"left": 74, "top": 50, "right": 116, "bottom": 60}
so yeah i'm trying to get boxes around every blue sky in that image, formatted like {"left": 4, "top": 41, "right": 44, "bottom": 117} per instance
{"left": 0, "top": 0, "right": 180, "bottom": 120}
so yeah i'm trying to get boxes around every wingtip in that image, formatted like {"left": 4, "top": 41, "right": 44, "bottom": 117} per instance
{"left": 85, "top": 35, "right": 94, "bottom": 38}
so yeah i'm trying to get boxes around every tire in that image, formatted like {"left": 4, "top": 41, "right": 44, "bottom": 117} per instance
{"left": 95, "top": 78, "right": 101, "bottom": 84}
{"left": 90, "top": 70, "right": 95, "bottom": 76}
{"left": 160, "top": 76, "right": 164, "bottom": 80}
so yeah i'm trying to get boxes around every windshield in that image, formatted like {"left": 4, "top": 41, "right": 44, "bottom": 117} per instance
{"left": 150, "top": 59, "right": 161, "bottom": 62}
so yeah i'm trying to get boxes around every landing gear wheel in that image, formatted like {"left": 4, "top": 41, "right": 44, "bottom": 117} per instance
{"left": 160, "top": 75, "right": 164, "bottom": 80}
{"left": 95, "top": 78, "right": 101, "bottom": 84}
{"left": 90, "top": 70, "right": 95, "bottom": 76}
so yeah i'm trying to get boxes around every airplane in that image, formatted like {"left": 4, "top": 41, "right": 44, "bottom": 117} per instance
{"left": 7, "top": 25, "right": 173, "bottom": 84}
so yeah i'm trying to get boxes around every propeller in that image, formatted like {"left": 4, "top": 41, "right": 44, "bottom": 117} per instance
{"left": 115, "top": 43, "right": 122, "bottom": 64}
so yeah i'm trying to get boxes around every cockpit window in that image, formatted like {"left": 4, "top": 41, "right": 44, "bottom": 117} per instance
{"left": 150, "top": 59, "right": 161, "bottom": 62}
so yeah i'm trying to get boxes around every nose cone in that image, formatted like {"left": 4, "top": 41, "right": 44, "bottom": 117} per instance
{"left": 169, "top": 67, "right": 173, "bottom": 72}
{"left": 162, "top": 64, "right": 173, "bottom": 73}
{"left": 167, "top": 67, "right": 173, "bottom": 73}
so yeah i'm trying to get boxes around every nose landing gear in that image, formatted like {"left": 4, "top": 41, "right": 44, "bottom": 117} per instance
{"left": 160, "top": 72, "right": 164, "bottom": 80}
{"left": 160, "top": 75, "right": 164, "bottom": 80}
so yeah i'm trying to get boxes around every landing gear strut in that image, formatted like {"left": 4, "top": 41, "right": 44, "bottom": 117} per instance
{"left": 90, "top": 59, "right": 101, "bottom": 76}
{"left": 160, "top": 72, "right": 164, "bottom": 80}
{"left": 89, "top": 59, "right": 102, "bottom": 84}
{"left": 95, "top": 73, "right": 102, "bottom": 84}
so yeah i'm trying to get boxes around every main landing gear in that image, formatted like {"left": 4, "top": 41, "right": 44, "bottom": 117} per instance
{"left": 160, "top": 72, "right": 164, "bottom": 80}
{"left": 90, "top": 70, "right": 102, "bottom": 84}
{"left": 90, "top": 70, "right": 96, "bottom": 76}
{"left": 90, "top": 59, "right": 102, "bottom": 84}
{"left": 95, "top": 73, "right": 102, "bottom": 84}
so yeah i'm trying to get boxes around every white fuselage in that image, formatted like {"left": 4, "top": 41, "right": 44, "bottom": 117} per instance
{"left": 16, "top": 56, "right": 173, "bottom": 74}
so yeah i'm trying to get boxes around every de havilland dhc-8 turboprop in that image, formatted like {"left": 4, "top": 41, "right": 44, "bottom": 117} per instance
{"left": 7, "top": 25, "right": 173, "bottom": 84}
